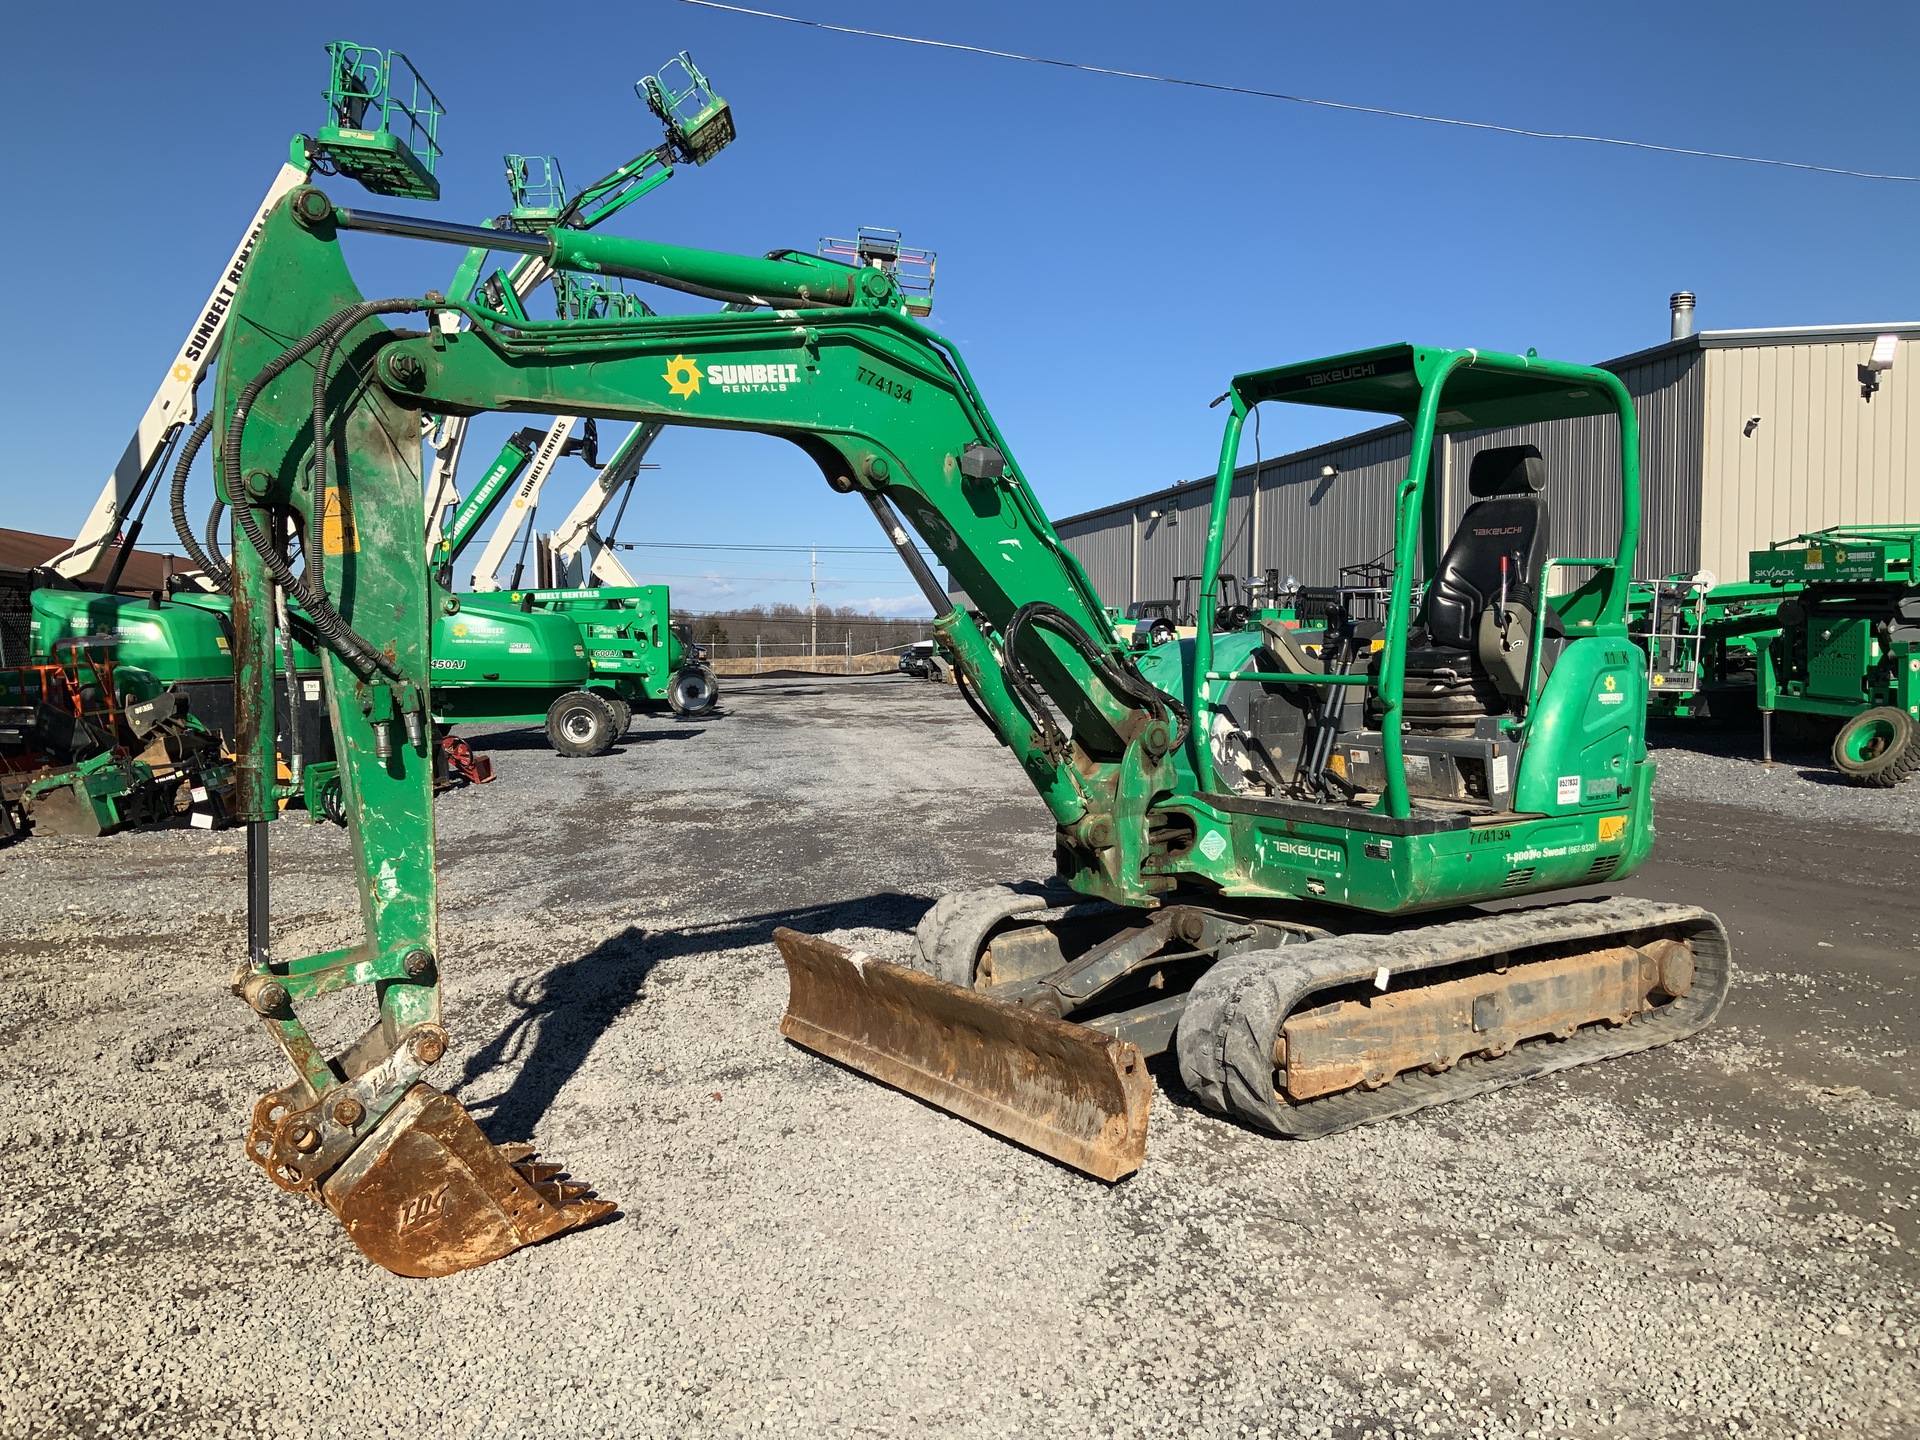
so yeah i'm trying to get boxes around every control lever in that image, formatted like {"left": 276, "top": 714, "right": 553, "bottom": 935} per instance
{"left": 1496, "top": 554, "right": 1518, "bottom": 652}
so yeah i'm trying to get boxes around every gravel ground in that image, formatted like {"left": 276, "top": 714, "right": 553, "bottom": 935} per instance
{"left": 1649, "top": 715, "right": 1920, "bottom": 834}
{"left": 2, "top": 676, "right": 1915, "bottom": 1440}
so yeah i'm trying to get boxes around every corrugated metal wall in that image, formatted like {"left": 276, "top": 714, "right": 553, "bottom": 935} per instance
{"left": 1053, "top": 512, "right": 1133, "bottom": 610}
{"left": 1446, "top": 350, "right": 1704, "bottom": 584}
{"left": 1249, "top": 428, "right": 1409, "bottom": 590}
{"left": 1056, "top": 430, "right": 1414, "bottom": 611}
{"left": 1699, "top": 338, "right": 1918, "bottom": 580}
{"left": 1133, "top": 484, "right": 1222, "bottom": 602}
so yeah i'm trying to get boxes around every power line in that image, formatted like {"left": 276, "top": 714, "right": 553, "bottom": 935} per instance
{"left": 674, "top": 0, "right": 1920, "bottom": 185}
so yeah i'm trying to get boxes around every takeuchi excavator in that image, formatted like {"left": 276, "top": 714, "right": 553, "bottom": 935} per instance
{"left": 205, "top": 181, "right": 1729, "bottom": 1278}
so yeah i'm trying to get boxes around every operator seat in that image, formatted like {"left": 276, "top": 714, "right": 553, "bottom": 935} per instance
{"left": 1396, "top": 445, "right": 1561, "bottom": 733}
{"left": 1427, "top": 445, "right": 1552, "bottom": 650}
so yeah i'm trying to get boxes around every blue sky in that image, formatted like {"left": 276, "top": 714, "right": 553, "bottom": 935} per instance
{"left": 4, "top": 1, "right": 1915, "bottom": 613}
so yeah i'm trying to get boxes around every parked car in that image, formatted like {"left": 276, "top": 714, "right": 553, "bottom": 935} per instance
{"left": 898, "top": 640, "right": 938, "bottom": 678}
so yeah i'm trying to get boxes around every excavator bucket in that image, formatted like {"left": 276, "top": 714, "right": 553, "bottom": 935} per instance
{"left": 774, "top": 929, "right": 1152, "bottom": 1181}
{"left": 318, "top": 1085, "right": 615, "bottom": 1278}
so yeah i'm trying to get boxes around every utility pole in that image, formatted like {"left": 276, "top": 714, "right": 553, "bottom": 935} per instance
{"left": 809, "top": 546, "right": 818, "bottom": 660}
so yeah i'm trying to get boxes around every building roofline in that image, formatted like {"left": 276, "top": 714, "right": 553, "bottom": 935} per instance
{"left": 1603, "top": 320, "right": 1920, "bottom": 371}
{"left": 1052, "top": 320, "right": 1920, "bottom": 530}
{"left": 1052, "top": 420, "right": 1410, "bottom": 530}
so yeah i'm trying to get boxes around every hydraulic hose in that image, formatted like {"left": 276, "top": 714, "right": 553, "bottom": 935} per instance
{"left": 1000, "top": 601, "right": 1188, "bottom": 758}
{"left": 204, "top": 497, "right": 227, "bottom": 581}
{"left": 169, "top": 412, "right": 229, "bottom": 589}
{"left": 224, "top": 298, "right": 428, "bottom": 681}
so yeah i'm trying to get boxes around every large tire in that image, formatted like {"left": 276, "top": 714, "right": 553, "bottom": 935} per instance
{"left": 602, "top": 695, "right": 632, "bottom": 738}
{"left": 1831, "top": 707, "right": 1920, "bottom": 787}
{"left": 545, "top": 690, "right": 619, "bottom": 757}
{"left": 668, "top": 666, "right": 718, "bottom": 717}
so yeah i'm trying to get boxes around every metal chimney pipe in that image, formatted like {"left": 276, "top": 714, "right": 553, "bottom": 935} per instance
{"left": 1670, "top": 291, "right": 1697, "bottom": 341}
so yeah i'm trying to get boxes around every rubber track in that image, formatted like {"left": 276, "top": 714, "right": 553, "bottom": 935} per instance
{"left": 912, "top": 882, "right": 1065, "bottom": 987}
{"left": 1175, "top": 895, "right": 1731, "bottom": 1139}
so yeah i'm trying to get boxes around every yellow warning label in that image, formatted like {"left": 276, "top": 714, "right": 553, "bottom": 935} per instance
{"left": 1598, "top": 814, "right": 1627, "bottom": 844}
{"left": 321, "top": 487, "right": 358, "bottom": 555}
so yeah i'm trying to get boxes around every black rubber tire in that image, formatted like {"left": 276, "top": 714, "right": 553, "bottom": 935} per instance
{"left": 545, "top": 690, "right": 619, "bottom": 757}
{"left": 603, "top": 695, "right": 632, "bottom": 738}
{"left": 1148, "top": 619, "right": 1177, "bottom": 648}
{"left": 668, "top": 666, "right": 719, "bottom": 717}
{"left": 1830, "top": 706, "right": 1920, "bottom": 787}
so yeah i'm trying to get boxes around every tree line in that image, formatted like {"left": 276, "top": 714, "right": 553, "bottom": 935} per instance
{"left": 671, "top": 603, "right": 934, "bottom": 653}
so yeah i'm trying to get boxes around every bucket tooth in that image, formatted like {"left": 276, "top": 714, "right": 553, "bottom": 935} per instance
{"left": 319, "top": 1084, "right": 616, "bottom": 1279}
{"left": 775, "top": 927, "right": 1152, "bottom": 1182}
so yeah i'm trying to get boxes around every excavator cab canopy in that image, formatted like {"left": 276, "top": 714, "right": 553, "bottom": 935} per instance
{"left": 1195, "top": 343, "right": 1643, "bottom": 818}
{"left": 1231, "top": 343, "right": 1623, "bottom": 432}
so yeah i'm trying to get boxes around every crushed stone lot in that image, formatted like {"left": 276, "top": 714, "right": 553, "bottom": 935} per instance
{"left": 2, "top": 675, "right": 1916, "bottom": 1440}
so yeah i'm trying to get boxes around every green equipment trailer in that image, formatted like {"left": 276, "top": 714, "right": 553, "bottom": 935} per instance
{"left": 1751, "top": 526, "right": 1920, "bottom": 783}
{"left": 197, "top": 171, "right": 1729, "bottom": 1279}
{"left": 1617, "top": 525, "right": 1920, "bottom": 784}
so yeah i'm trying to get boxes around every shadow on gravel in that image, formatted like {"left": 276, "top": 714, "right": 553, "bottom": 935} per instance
{"left": 460, "top": 891, "right": 933, "bottom": 1138}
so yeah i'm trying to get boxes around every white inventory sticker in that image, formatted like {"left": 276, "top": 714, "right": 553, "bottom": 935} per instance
{"left": 302, "top": 679, "right": 321, "bottom": 701}
{"left": 1557, "top": 775, "right": 1581, "bottom": 806}
{"left": 1491, "top": 754, "right": 1510, "bottom": 792}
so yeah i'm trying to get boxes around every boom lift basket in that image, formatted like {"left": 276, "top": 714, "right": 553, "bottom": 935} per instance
{"left": 819, "top": 228, "right": 937, "bottom": 317}
{"left": 639, "top": 51, "right": 735, "bottom": 165}
{"left": 503, "top": 154, "right": 568, "bottom": 231}
{"left": 317, "top": 43, "right": 446, "bottom": 200}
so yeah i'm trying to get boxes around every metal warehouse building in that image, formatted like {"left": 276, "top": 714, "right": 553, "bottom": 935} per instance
{"left": 1055, "top": 302, "right": 1920, "bottom": 607}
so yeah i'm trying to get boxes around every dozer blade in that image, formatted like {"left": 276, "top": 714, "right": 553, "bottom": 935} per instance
{"left": 774, "top": 928, "right": 1152, "bottom": 1181}
{"left": 319, "top": 1084, "right": 616, "bottom": 1279}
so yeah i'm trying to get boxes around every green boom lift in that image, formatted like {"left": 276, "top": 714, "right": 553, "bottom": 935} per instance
{"left": 202, "top": 181, "right": 1729, "bottom": 1279}
{"left": 72, "top": 47, "right": 727, "bottom": 766}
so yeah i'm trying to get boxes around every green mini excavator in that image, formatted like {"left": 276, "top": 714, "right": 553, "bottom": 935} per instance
{"left": 205, "top": 182, "right": 1728, "bottom": 1277}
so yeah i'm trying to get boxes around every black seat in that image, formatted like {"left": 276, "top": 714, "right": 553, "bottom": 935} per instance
{"left": 1425, "top": 445, "right": 1551, "bottom": 652}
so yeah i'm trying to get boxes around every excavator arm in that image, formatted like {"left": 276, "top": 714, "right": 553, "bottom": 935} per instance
{"left": 208, "top": 184, "right": 1183, "bottom": 1275}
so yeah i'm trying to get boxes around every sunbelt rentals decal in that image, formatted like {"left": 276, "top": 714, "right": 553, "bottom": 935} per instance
{"left": 663, "top": 356, "right": 802, "bottom": 398}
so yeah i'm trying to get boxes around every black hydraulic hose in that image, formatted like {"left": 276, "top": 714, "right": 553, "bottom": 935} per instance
{"left": 224, "top": 298, "right": 427, "bottom": 681}
{"left": 1000, "top": 602, "right": 1188, "bottom": 754}
{"left": 954, "top": 664, "right": 1000, "bottom": 734}
{"left": 169, "top": 412, "right": 229, "bottom": 588}
{"left": 204, "top": 497, "right": 227, "bottom": 580}
{"left": 307, "top": 301, "right": 430, "bottom": 588}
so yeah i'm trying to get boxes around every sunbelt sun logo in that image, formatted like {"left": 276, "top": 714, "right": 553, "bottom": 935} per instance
{"left": 662, "top": 355, "right": 801, "bottom": 399}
